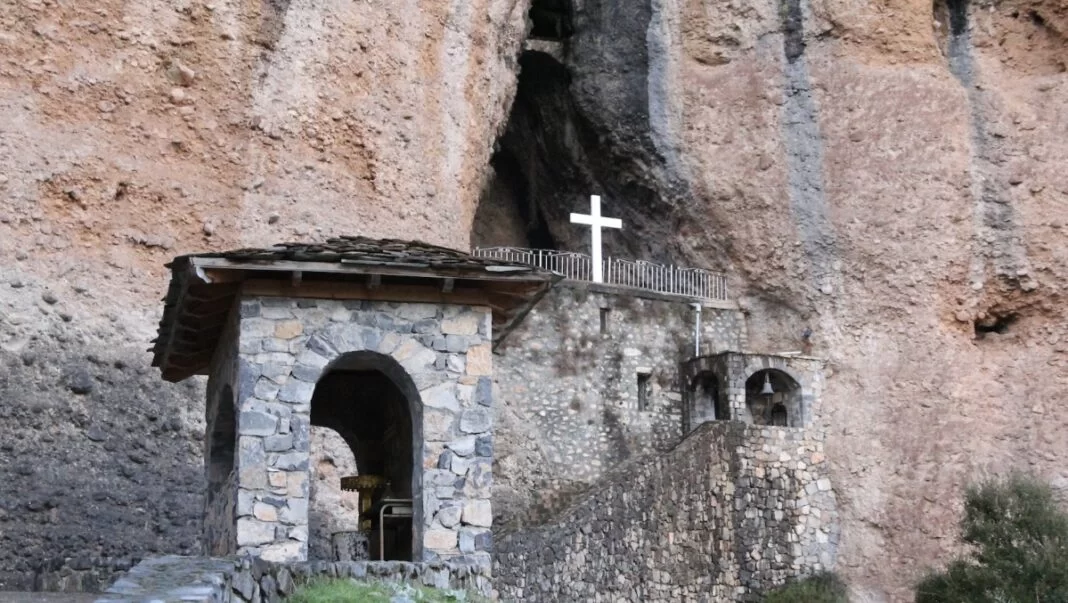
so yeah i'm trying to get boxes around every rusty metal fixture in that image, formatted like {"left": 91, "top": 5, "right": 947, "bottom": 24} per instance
{"left": 341, "top": 475, "right": 388, "bottom": 529}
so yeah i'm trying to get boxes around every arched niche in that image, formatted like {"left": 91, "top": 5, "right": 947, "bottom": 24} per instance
{"left": 308, "top": 351, "right": 422, "bottom": 561}
{"left": 744, "top": 369, "right": 802, "bottom": 427}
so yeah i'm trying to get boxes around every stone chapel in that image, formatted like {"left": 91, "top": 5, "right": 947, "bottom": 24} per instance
{"left": 149, "top": 235, "right": 839, "bottom": 599}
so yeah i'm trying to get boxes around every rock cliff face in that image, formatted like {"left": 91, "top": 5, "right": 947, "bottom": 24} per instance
{"left": 0, "top": 0, "right": 527, "bottom": 590}
{"left": 1, "top": 0, "right": 1067, "bottom": 599}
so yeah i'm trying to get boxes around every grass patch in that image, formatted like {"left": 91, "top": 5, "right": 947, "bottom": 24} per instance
{"left": 287, "top": 578, "right": 487, "bottom": 603}
{"left": 763, "top": 572, "right": 848, "bottom": 603}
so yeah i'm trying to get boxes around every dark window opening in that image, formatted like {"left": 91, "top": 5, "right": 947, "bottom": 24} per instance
{"left": 599, "top": 307, "right": 610, "bottom": 335}
{"left": 637, "top": 373, "right": 652, "bottom": 411}
{"left": 529, "top": 0, "right": 573, "bottom": 41}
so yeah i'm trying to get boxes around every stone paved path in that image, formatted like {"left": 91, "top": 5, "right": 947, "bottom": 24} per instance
{"left": 0, "top": 594, "right": 99, "bottom": 603}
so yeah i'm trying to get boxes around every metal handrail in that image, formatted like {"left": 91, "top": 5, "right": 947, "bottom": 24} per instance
{"left": 473, "top": 247, "right": 727, "bottom": 301}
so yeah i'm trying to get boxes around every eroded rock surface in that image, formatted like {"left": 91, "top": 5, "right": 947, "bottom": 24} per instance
{"left": 2, "top": 0, "right": 1067, "bottom": 599}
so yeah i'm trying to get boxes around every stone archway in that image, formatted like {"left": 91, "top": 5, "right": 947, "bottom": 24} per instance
{"left": 744, "top": 369, "right": 802, "bottom": 427}
{"left": 309, "top": 351, "right": 422, "bottom": 561}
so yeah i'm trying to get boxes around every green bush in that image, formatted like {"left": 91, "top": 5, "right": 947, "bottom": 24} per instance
{"left": 763, "top": 571, "right": 848, "bottom": 603}
{"left": 915, "top": 473, "right": 1068, "bottom": 603}
{"left": 287, "top": 578, "right": 487, "bottom": 603}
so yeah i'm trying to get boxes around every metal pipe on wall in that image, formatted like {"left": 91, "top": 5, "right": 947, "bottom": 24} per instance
{"left": 691, "top": 302, "right": 702, "bottom": 356}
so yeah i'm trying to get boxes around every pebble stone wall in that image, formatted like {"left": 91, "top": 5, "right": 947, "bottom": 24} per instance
{"left": 494, "top": 421, "right": 839, "bottom": 602}
{"left": 208, "top": 296, "right": 495, "bottom": 566}
{"left": 95, "top": 555, "right": 492, "bottom": 602}
{"left": 493, "top": 282, "right": 747, "bottom": 524}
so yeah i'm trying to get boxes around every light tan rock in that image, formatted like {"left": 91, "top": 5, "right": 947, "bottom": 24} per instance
{"left": 466, "top": 344, "right": 492, "bottom": 376}
{"left": 274, "top": 321, "right": 304, "bottom": 340}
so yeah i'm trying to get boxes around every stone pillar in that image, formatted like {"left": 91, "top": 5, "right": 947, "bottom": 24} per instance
{"left": 232, "top": 299, "right": 311, "bottom": 563}
{"left": 419, "top": 309, "right": 495, "bottom": 566}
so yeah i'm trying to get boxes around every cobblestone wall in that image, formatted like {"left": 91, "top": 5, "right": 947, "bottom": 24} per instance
{"left": 494, "top": 421, "right": 839, "bottom": 602}
{"left": 493, "top": 282, "right": 747, "bottom": 525}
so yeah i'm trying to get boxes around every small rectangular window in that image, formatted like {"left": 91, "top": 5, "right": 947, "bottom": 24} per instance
{"left": 599, "top": 308, "right": 610, "bottom": 335}
{"left": 637, "top": 373, "right": 652, "bottom": 411}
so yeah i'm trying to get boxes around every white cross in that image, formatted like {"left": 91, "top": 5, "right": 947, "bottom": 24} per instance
{"left": 570, "top": 195, "right": 622, "bottom": 283}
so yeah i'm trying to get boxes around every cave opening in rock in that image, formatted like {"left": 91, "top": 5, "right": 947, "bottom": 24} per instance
{"left": 473, "top": 2, "right": 691, "bottom": 266}
{"left": 473, "top": 50, "right": 586, "bottom": 250}
{"left": 974, "top": 312, "right": 1018, "bottom": 338}
{"left": 309, "top": 352, "right": 419, "bottom": 562}
{"left": 529, "top": 0, "right": 573, "bottom": 41}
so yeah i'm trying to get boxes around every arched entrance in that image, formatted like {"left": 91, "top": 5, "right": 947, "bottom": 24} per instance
{"left": 744, "top": 369, "right": 802, "bottom": 427}
{"left": 308, "top": 351, "right": 421, "bottom": 561}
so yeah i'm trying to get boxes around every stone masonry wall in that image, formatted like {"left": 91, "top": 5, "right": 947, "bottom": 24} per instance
{"left": 492, "top": 282, "right": 747, "bottom": 526}
{"left": 97, "top": 555, "right": 492, "bottom": 602}
{"left": 230, "top": 297, "right": 494, "bottom": 566}
{"left": 494, "top": 421, "right": 839, "bottom": 602}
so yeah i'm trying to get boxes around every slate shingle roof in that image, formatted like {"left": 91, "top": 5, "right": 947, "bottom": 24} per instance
{"left": 152, "top": 236, "right": 558, "bottom": 382}
{"left": 174, "top": 236, "right": 540, "bottom": 272}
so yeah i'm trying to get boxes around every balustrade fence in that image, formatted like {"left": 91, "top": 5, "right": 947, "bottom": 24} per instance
{"left": 473, "top": 247, "right": 727, "bottom": 301}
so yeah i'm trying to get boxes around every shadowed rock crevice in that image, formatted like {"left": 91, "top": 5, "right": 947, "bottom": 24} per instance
{"left": 473, "top": 0, "right": 709, "bottom": 265}
{"left": 781, "top": 0, "right": 806, "bottom": 62}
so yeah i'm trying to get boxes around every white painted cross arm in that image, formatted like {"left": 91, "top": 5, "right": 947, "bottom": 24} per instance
{"left": 570, "top": 195, "right": 622, "bottom": 283}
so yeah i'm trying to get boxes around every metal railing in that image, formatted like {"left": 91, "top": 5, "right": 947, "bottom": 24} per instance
{"left": 474, "top": 247, "right": 728, "bottom": 301}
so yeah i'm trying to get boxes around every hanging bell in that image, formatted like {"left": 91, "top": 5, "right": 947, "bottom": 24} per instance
{"left": 760, "top": 373, "right": 775, "bottom": 396}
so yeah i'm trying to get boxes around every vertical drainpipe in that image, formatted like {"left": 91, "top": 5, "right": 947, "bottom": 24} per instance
{"left": 691, "top": 303, "right": 702, "bottom": 357}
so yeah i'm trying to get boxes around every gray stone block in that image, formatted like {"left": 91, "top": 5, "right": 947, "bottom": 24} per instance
{"left": 474, "top": 436, "right": 492, "bottom": 458}
{"left": 271, "top": 452, "right": 308, "bottom": 471}
{"left": 240, "top": 411, "right": 278, "bottom": 437}
{"left": 447, "top": 436, "right": 476, "bottom": 457}
{"left": 264, "top": 433, "right": 294, "bottom": 452}
{"left": 459, "top": 409, "right": 490, "bottom": 434}
{"left": 277, "top": 379, "right": 315, "bottom": 403}
{"left": 474, "top": 377, "right": 492, "bottom": 407}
